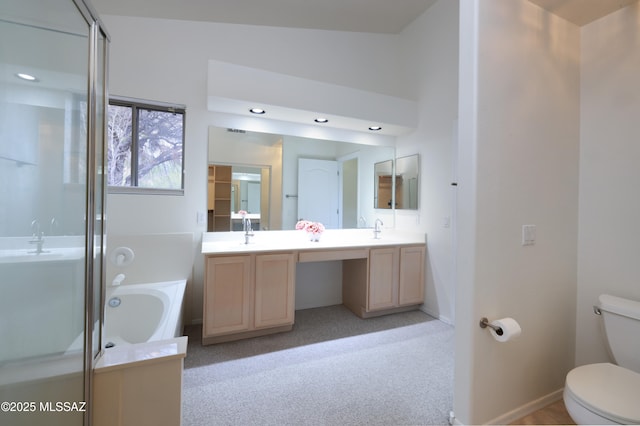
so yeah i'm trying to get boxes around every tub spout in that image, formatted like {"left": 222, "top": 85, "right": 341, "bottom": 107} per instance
{"left": 112, "top": 273, "right": 125, "bottom": 286}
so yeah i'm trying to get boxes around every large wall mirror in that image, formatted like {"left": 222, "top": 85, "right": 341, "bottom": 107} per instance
{"left": 208, "top": 126, "right": 394, "bottom": 231}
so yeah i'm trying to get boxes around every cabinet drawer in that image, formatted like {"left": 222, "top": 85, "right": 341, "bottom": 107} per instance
{"left": 298, "top": 248, "right": 368, "bottom": 263}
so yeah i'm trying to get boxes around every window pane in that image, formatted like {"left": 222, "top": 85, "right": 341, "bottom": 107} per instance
{"left": 137, "top": 109, "right": 183, "bottom": 189}
{"left": 106, "top": 104, "right": 132, "bottom": 186}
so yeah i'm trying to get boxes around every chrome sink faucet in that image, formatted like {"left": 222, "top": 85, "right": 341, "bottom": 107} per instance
{"left": 374, "top": 218, "right": 383, "bottom": 239}
{"left": 243, "top": 217, "right": 254, "bottom": 244}
{"left": 29, "top": 219, "right": 46, "bottom": 253}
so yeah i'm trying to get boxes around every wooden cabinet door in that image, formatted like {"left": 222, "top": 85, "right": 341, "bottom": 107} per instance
{"left": 254, "top": 253, "right": 295, "bottom": 329}
{"left": 399, "top": 246, "right": 425, "bottom": 306}
{"left": 204, "top": 255, "right": 252, "bottom": 337}
{"left": 368, "top": 247, "right": 399, "bottom": 311}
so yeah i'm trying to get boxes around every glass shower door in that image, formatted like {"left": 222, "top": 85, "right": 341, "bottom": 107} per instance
{"left": 0, "top": 1, "right": 107, "bottom": 425}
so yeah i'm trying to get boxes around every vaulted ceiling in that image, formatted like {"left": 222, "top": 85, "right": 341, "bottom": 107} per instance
{"left": 91, "top": 0, "right": 638, "bottom": 33}
{"left": 90, "top": 0, "right": 438, "bottom": 34}
{"left": 528, "top": 0, "right": 638, "bottom": 26}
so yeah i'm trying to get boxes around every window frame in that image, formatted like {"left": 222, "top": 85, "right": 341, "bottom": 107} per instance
{"left": 107, "top": 96, "right": 186, "bottom": 195}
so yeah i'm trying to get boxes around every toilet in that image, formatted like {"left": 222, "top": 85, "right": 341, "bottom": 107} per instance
{"left": 563, "top": 294, "right": 640, "bottom": 424}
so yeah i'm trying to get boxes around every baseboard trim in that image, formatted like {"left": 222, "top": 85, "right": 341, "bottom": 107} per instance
{"left": 486, "top": 388, "right": 564, "bottom": 425}
{"left": 420, "top": 305, "right": 454, "bottom": 325}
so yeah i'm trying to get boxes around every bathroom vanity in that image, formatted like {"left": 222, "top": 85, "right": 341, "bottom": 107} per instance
{"left": 201, "top": 229, "right": 426, "bottom": 344}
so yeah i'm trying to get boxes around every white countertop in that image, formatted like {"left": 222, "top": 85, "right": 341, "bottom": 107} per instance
{"left": 202, "top": 229, "right": 426, "bottom": 255}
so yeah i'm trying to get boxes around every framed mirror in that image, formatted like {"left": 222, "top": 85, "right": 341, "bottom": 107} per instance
{"left": 395, "top": 154, "right": 419, "bottom": 210}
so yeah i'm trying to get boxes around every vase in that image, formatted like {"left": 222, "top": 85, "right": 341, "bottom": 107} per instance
{"left": 308, "top": 232, "right": 321, "bottom": 242}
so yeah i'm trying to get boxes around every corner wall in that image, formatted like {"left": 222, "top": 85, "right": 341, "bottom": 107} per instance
{"left": 576, "top": 3, "right": 640, "bottom": 366}
{"left": 396, "top": 0, "right": 459, "bottom": 325}
{"left": 456, "top": 0, "right": 580, "bottom": 423}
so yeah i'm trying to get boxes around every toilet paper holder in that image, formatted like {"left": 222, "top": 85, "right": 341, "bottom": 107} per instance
{"left": 479, "top": 317, "right": 504, "bottom": 336}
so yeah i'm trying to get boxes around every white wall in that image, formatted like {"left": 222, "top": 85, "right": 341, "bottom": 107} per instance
{"left": 576, "top": 3, "right": 640, "bottom": 366}
{"left": 396, "top": 0, "right": 459, "bottom": 324}
{"left": 456, "top": 1, "right": 580, "bottom": 424}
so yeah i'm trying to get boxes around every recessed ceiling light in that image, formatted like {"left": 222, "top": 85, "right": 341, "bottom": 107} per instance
{"left": 249, "top": 108, "right": 265, "bottom": 115}
{"left": 314, "top": 117, "right": 329, "bottom": 123}
{"left": 368, "top": 126, "right": 382, "bottom": 131}
{"left": 16, "top": 73, "right": 38, "bottom": 82}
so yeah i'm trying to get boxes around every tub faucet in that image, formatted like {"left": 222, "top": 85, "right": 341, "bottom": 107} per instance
{"left": 29, "top": 219, "right": 46, "bottom": 253}
{"left": 243, "top": 217, "right": 254, "bottom": 244}
{"left": 374, "top": 218, "right": 384, "bottom": 239}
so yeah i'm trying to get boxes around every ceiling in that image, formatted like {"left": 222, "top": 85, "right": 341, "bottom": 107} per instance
{"left": 528, "top": 0, "right": 638, "bottom": 26}
{"left": 90, "top": 0, "right": 438, "bottom": 34}
{"left": 90, "top": 0, "right": 638, "bottom": 33}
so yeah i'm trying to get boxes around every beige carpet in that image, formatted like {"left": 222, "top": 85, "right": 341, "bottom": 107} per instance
{"left": 182, "top": 305, "right": 454, "bottom": 426}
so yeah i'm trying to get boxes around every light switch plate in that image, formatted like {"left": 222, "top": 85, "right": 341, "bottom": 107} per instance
{"left": 197, "top": 211, "right": 206, "bottom": 225}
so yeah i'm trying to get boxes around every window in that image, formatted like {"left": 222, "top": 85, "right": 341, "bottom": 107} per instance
{"left": 107, "top": 97, "right": 185, "bottom": 194}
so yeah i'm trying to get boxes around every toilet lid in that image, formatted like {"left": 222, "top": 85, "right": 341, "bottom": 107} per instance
{"left": 565, "top": 363, "right": 640, "bottom": 424}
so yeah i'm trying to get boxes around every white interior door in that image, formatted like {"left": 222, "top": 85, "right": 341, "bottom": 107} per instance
{"left": 298, "top": 158, "right": 339, "bottom": 228}
{"left": 340, "top": 156, "right": 358, "bottom": 229}
{"left": 247, "top": 182, "right": 260, "bottom": 213}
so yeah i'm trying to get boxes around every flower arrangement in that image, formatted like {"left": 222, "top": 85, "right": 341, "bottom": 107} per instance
{"left": 238, "top": 210, "right": 247, "bottom": 217}
{"left": 295, "top": 220, "right": 325, "bottom": 242}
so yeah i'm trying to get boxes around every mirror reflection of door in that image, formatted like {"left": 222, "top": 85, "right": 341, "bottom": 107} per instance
{"left": 340, "top": 157, "right": 358, "bottom": 228}
{"left": 297, "top": 158, "right": 339, "bottom": 228}
{"left": 246, "top": 182, "right": 260, "bottom": 213}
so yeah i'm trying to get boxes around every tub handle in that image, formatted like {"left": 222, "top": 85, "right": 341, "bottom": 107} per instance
{"left": 112, "top": 273, "right": 125, "bottom": 286}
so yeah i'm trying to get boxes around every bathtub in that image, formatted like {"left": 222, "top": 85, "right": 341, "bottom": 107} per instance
{"left": 1, "top": 280, "right": 186, "bottom": 387}
{"left": 103, "top": 280, "right": 186, "bottom": 348}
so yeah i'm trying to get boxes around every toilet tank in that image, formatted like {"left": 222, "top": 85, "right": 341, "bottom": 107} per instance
{"left": 599, "top": 294, "right": 640, "bottom": 373}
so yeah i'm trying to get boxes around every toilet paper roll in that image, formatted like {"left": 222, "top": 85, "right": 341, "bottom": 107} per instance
{"left": 489, "top": 317, "right": 521, "bottom": 342}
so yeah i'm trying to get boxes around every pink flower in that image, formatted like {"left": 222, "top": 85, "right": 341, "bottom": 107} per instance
{"left": 306, "top": 222, "right": 325, "bottom": 234}
{"left": 295, "top": 220, "right": 312, "bottom": 230}
{"left": 238, "top": 210, "right": 248, "bottom": 217}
